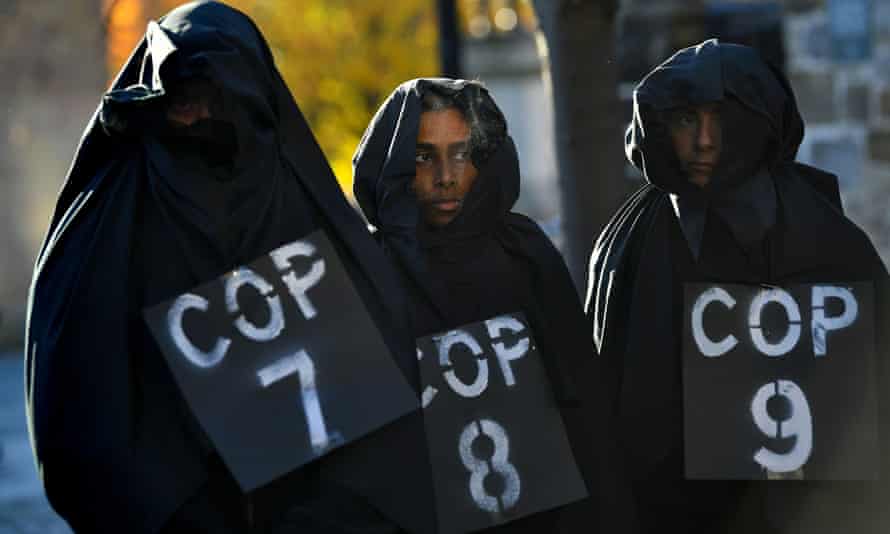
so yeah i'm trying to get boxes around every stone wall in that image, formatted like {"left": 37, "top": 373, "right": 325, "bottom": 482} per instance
{"left": 784, "top": 0, "right": 890, "bottom": 266}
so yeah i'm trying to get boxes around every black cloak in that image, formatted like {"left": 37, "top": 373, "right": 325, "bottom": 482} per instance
{"left": 25, "top": 2, "right": 429, "bottom": 532}
{"left": 353, "top": 78, "right": 632, "bottom": 533}
{"left": 586, "top": 39, "right": 889, "bottom": 533}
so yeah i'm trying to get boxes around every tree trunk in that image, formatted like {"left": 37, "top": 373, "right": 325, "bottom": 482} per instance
{"left": 533, "top": 0, "right": 625, "bottom": 292}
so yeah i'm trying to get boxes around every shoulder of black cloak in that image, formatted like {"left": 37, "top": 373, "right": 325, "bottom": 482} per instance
{"left": 584, "top": 184, "right": 666, "bottom": 355}
{"left": 788, "top": 162, "right": 843, "bottom": 211}
{"left": 26, "top": 0, "right": 210, "bottom": 450}
{"left": 26, "top": 21, "right": 148, "bottom": 459}
{"left": 32, "top": 40, "right": 147, "bottom": 278}
{"left": 773, "top": 167, "right": 888, "bottom": 281}
{"left": 26, "top": 148, "right": 185, "bottom": 531}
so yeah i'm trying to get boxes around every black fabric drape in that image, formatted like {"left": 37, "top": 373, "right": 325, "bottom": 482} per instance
{"left": 587, "top": 39, "right": 890, "bottom": 533}
{"left": 26, "top": 3, "right": 426, "bottom": 533}
{"left": 354, "top": 78, "right": 633, "bottom": 533}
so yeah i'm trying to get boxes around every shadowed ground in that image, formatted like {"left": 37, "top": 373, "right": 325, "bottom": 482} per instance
{"left": 0, "top": 351, "right": 71, "bottom": 534}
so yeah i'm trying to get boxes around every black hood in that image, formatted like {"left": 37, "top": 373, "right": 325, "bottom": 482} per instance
{"left": 625, "top": 39, "right": 803, "bottom": 257}
{"left": 353, "top": 77, "right": 518, "bottom": 237}
{"left": 352, "top": 78, "right": 520, "bottom": 321}
{"left": 626, "top": 38, "right": 804, "bottom": 193}
{"left": 98, "top": 1, "right": 306, "bottom": 278}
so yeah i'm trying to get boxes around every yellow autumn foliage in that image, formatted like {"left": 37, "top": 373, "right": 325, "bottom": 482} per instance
{"left": 106, "top": 0, "right": 439, "bottom": 193}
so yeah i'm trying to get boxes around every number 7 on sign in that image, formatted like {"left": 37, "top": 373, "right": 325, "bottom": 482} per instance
{"left": 257, "top": 350, "right": 340, "bottom": 453}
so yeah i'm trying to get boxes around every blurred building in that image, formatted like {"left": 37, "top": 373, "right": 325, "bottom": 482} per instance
{"left": 783, "top": 0, "right": 890, "bottom": 266}
{"left": 459, "top": 0, "right": 563, "bottom": 241}
{"left": 0, "top": 0, "right": 106, "bottom": 347}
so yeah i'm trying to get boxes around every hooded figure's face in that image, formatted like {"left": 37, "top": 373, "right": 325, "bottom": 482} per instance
{"left": 413, "top": 107, "right": 479, "bottom": 227}
{"left": 156, "top": 77, "right": 239, "bottom": 170}
{"left": 625, "top": 39, "right": 804, "bottom": 197}
{"left": 665, "top": 101, "right": 723, "bottom": 188}
{"left": 165, "top": 78, "right": 216, "bottom": 126}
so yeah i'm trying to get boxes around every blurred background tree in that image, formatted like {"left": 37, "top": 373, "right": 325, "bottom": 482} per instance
{"left": 105, "top": 0, "right": 440, "bottom": 192}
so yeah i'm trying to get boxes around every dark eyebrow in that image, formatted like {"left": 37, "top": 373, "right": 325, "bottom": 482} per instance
{"left": 415, "top": 140, "right": 470, "bottom": 153}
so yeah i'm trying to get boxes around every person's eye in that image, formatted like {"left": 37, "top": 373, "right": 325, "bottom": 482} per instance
{"left": 169, "top": 94, "right": 195, "bottom": 113}
{"left": 172, "top": 102, "right": 195, "bottom": 113}
{"left": 678, "top": 112, "right": 697, "bottom": 126}
{"left": 453, "top": 150, "right": 469, "bottom": 161}
{"left": 415, "top": 152, "right": 431, "bottom": 164}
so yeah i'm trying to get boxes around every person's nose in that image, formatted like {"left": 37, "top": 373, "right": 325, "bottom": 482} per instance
{"left": 696, "top": 112, "right": 718, "bottom": 152}
{"left": 435, "top": 160, "right": 458, "bottom": 187}
{"left": 197, "top": 103, "right": 211, "bottom": 121}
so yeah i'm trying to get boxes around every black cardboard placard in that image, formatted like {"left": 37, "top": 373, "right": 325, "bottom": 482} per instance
{"left": 682, "top": 282, "right": 878, "bottom": 480}
{"left": 417, "top": 312, "right": 587, "bottom": 534}
{"left": 145, "top": 230, "right": 419, "bottom": 491}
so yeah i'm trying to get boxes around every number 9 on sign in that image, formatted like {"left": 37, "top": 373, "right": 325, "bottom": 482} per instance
{"left": 459, "top": 419, "right": 521, "bottom": 513}
{"left": 750, "top": 379, "right": 813, "bottom": 473}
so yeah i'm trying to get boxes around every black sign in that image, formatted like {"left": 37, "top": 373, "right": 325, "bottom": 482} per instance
{"left": 682, "top": 283, "right": 879, "bottom": 480}
{"left": 144, "top": 230, "right": 419, "bottom": 491}
{"left": 417, "top": 313, "right": 587, "bottom": 534}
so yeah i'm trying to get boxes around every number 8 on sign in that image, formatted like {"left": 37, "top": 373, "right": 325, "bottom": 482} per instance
{"left": 459, "top": 419, "right": 521, "bottom": 513}
{"left": 750, "top": 379, "right": 813, "bottom": 473}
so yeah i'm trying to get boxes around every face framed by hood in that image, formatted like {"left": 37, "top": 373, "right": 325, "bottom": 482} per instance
{"left": 352, "top": 78, "right": 520, "bottom": 240}
{"left": 625, "top": 39, "right": 803, "bottom": 199}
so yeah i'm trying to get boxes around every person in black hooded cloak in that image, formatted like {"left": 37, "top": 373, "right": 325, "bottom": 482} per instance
{"left": 353, "top": 78, "right": 633, "bottom": 534}
{"left": 25, "top": 2, "right": 437, "bottom": 533}
{"left": 586, "top": 39, "right": 889, "bottom": 533}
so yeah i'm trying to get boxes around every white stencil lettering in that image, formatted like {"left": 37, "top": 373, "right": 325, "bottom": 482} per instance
{"left": 436, "top": 330, "right": 489, "bottom": 398}
{"left": 168, "top": 293, "right": 230, "bottom": 368}
{"left": 257, "top": 350, "right": 332, "bottom": 453}
{"left": 485, "top": 316, "right": 530, "bottom": 387}
{"left": 225, "top": 267, "right": 285, "bottom": 342}
{"left": 751, "top": 379, "right": 813, "bottom": 473}
{"left": 459, "top": 418, "right": 521, "bottom": 513}
{"left": 749, "top": 288, "right": 801, "bottom": 357}
{"left": 811, "top": 286, "right": 858, "bottom": 357}
{"left": 691, "top": 287, "right": 739, "bottom": 357}
{"left": 270, "top": 241, "right": 325, "bottom": 320}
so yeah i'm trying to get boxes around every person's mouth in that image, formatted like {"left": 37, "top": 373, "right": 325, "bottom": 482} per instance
{"left": 688, "top": 162, "right": 715, "bottom": 173}
{"left": 431, "top": 199, "right": 462, "bottom": 211}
